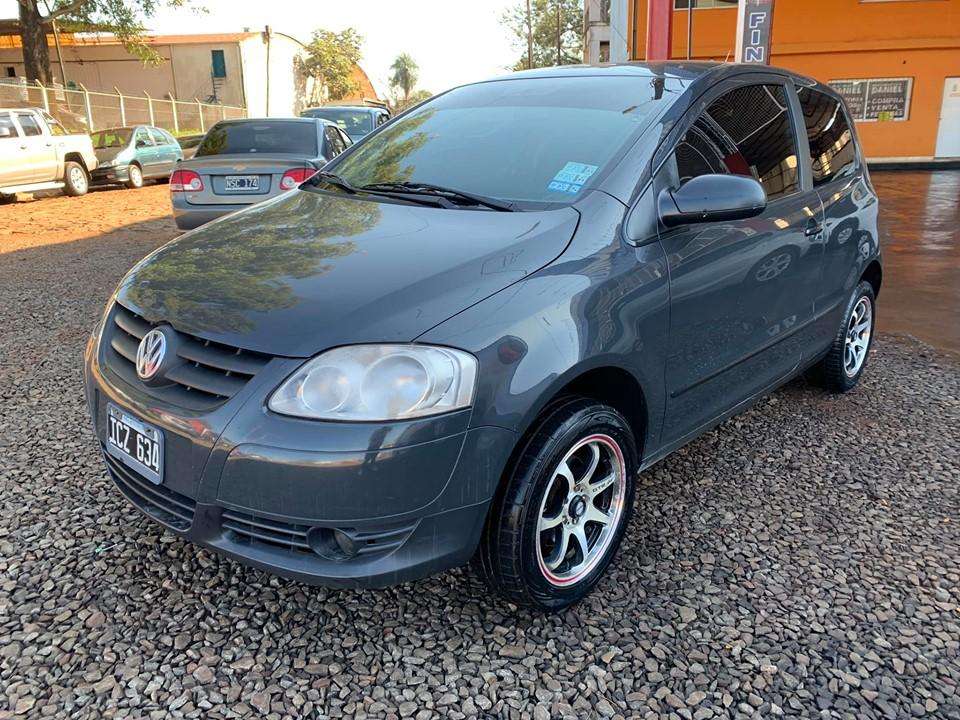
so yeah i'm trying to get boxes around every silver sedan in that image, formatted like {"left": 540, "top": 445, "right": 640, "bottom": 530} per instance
{"left": 170, "top": 117, "right": 352, "bottom": 230}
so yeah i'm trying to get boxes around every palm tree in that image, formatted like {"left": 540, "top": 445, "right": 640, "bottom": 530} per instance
{"left": 389, "top": 53, "right": 420, "bottom": 103}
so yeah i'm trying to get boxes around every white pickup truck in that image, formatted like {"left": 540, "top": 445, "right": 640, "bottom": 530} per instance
{"left": 0, "top": 107, "right": 97, "bottom": 198}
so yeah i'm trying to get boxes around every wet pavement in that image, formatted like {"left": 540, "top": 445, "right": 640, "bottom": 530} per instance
{"left": 872, "top": 170, "right": 960, "bottom": 356}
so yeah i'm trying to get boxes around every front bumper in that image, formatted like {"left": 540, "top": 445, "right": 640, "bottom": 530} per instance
{"left": 83, "top": 330, "right": 516, "bottom": 589}
{"left": 90, "top": 164, "right": 131, "bottom": 185}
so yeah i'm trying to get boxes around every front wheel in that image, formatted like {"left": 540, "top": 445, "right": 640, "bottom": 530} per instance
{"left": 126, "top": 163, "right": 144, "bottom": 189}
{"left": 63, "top": 161, "right": 89, "bottom": 196}
{"left": 474, "top": 397, "right": 637, "bottom": 611}
{"left": 811, "top": 280, "right": 876, "bottom": 392}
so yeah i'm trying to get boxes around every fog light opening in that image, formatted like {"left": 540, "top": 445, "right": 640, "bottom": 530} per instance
{"left": 307, "top": 526, "right": 358, "bottom": 561}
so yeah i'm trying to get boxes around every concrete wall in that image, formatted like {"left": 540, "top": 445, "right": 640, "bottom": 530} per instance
{"left": 238, "top": 33, "right": 307, "bottom": 117}
{"left": 626, "top": 0, "right": 960, "bottom": 159}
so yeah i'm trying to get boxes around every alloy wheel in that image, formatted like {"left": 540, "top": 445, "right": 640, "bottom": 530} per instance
{"left": 844, "top": 296, "right": 872, "bottom": 376}
{"left": 536, "top": 434, "right": 627, "bottom": 586}
{"left": 70, "top": 166, "right": 88, "bottom": 193}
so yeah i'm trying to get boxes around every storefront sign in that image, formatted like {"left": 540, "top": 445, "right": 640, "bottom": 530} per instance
{"left": 735, "top": 0, "right": 776, "bottom": 64}
{"left": 829, "top": 77, "right": 913, "bottom": 122}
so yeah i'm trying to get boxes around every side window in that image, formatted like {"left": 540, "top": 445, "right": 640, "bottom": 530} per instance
{"left": 675, "top": 84, "right": 799, "bottom": 200}
{"left": 796, "top": 87, "right": 857, "bottom": 186}
{"left": 0, "top": 112, "right": 18, "bottom": 138}
{"left": 338, "top": 128, "right": 353, "bottom": 148}
{"left": 377, "top": 112, "right": 388, "bottom": 126}
{"left": 135, "top": 128, "right": 153, "bottom": 147}
{"left": 324, "top": 126, "right": 345, "bottom": 156}
{"left": 148, "top": 128, "right": 167, "bottom": 145}
{"left": 16, "top": 112, "right": 43, "bottom": 137}
{"left": 40, "top": 111, "right": 66, "bottom": 136}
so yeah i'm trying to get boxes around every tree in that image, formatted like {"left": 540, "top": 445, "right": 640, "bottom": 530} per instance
{"left": 388, "top": 87, "right": 432, "bottom": 115}
{"left": 302, "top": 28, "right": 363, "bottom": 104}
{"left": 388, "top": 53, "right": 419, "bottom": 104}
{"left": 502, "top": 0, "right": 583, "bottom": 70}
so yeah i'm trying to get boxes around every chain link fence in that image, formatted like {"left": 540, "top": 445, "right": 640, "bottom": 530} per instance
{"left": 0, "top": 79, "right": 246, "bottom": 137}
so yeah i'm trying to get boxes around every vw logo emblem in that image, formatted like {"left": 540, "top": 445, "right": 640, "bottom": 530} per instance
{"left": 136, "top": 329, "right": 167, "bottom": 380}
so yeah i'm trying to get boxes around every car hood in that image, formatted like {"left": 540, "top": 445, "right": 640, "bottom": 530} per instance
{"left": 117, "top": 189, "right": 580, "bottom": 357}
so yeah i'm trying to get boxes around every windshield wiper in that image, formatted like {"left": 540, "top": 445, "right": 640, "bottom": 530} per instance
{"left": 360, "top": 181, "right": 515, "bottom": 212}
{"left": 310, "top": 171, "right": 359, "bottom": 194}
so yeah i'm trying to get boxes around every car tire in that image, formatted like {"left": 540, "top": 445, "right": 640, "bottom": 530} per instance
{"left": 126, "top": 163, "right": 144, "bottom": 189}
{"left": 810, "top": 280, "right": 876, "bottom": 393}
{"left": 473, "top": 397, "right": 638, "bottom": 612}
{"left": 63, "top": 161, "right": 89, "bottom": 197}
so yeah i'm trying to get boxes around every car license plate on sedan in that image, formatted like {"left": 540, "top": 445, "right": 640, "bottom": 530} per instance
{"left": 106, "top": 404, "right": 164, "bottom": 484}
{"left": 225, "top": 175, "right": 260, "bottom": 191}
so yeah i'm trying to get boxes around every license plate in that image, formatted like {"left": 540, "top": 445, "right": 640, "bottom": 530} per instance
{"left": 224, "top": 175, "right": 260, "bottom": 191}
{"left": 105, "top": 404, "right": 164, "bottom": 484}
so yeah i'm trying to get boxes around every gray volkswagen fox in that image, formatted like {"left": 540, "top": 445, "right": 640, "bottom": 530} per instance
{"left": 85, "top": 62, "right": 881, "bottom": 611}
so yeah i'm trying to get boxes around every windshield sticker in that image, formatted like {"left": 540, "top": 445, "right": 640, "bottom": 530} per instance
{"left": 548, "top": 162, "right": 599, "bottom": 195}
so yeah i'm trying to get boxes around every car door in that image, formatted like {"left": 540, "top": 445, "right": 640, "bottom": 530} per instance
{"left": 656, "top": 77, "right": 825, "bottom": 444}
{"left": 0, "top": 111, "right": 24, "bottom": 186}
{"left": 149, "top": 127, "right": 179, "bottom": 176}
{"left": 13, "top": 111, "right": 58, "bottom": 183}
{"left": 795, "top": 86, "right": 876, "bottom": 339}
{"left": 133, "top": 127, "right": 159, "bottom": 176}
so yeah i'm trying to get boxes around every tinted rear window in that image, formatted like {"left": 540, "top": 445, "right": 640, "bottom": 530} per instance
{"left": 304, "top": 108, "right": 373, "bottom": 135}
{"left": 797, "top": 87, "right": 857, "bottom": 186}
{"left": 328, "top": 76, "right": 684, "bottom": 206}
{"left": 196, "top": 121, "right": 318, "bottom": 156}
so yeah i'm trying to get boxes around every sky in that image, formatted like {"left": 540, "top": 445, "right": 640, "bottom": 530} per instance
{"left": 0, "top": 0, "right": 522, "bottom": 98}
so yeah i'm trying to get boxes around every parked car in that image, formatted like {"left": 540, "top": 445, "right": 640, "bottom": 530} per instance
{"left": 90, "top": 125, "right": 183, "bottom": 189}
{"left": 169, "top": 117, "right": 353, "bottom": 230}
{"left": 300, "top": 105, "right": 390, "bottom": 143}
{"left": 85, "top": 63, "right": 881, "bottom": 611}
{"left": 0, "top": 107, "right": 97, "bottom": 198}
{"left": 175, "top": 133, "right": 205, "bottom": 160}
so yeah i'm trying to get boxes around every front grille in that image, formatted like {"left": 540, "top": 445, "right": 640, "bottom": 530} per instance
{"left": 104, "top": 302, "right": 271, "bottom": 411}
{"left": 221, "top": 508, "right": 417, "bottom": 560}
{"left": 103, "top": 449, "right": 196, "bottom": 531}
{"left": 221, "top": 509, "right": 313, "bottom": 554}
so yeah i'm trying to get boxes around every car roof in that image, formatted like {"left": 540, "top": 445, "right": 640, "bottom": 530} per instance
{"left": 303, "top": 105, "right": 382, "bottom": 114}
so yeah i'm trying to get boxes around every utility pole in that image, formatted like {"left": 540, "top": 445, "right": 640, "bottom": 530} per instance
{"left": 526, "top": 0, "right": 534, "bottom": 69}
{"left": 556, "top": 0, "right": 562, "bottom": 65}
{"left": 42, "top": 0, "right": 68, "bottom": 86}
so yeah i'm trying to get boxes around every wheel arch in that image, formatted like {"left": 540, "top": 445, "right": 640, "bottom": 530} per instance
{"left": 861, "top": 259, "right": 882, "bottom": 298}
{"left": 500, "top": 363, "right": 650, "bottom": 490}
{"left": 62, "top": 152, "right": 87, "bottom": 169}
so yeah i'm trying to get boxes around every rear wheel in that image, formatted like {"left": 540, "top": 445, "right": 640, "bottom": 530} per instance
{"left": 811, "top": 280, "right": 876, "bottom": 392}
{"left": 126, "top": 163, "right": 144, "bottom": 189}
{"left": 63, "top": 161, "right": 89, "bottom": 196}
{"left": 474, "top": 397, "right": 638, "bottom": 611}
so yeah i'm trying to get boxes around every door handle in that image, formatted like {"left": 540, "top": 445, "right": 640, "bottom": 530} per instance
{"left": 804, "top": 222, "right": 824, "bottom": 237}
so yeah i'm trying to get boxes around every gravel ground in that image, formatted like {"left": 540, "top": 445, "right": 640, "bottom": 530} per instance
{"left": 1, "top": 186, "right": 959, "bottom": 719}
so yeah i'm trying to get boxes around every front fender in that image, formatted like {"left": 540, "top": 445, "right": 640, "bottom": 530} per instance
{"left": 418, "top": 192, "right": 670, "bottom": 455}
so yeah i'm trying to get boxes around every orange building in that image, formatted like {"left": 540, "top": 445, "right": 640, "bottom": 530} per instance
{"left": 627, "top": 0, "right": 960, "bottom": 161}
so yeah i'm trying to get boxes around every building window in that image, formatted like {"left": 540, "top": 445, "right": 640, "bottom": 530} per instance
{"left": 5, "top": 67, "right": 15, "bottom": 78}
{"left": 674, "top": 0, "right": 738, "bottom": 8}
{"left": 829, "top": 77, "right": 913, "bottom": 122}
{"left": 599, "top": 41, "right": 610, "bottom": 62}
{"left": 600, "top": 0, "right": 611, "bottom": 23}
{"left": 211, "top": 49, "right": 227, "bottom": 79}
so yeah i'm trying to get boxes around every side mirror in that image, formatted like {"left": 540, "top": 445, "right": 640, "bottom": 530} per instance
{"left": 658, "top": 174, "right": 766, "bottom": 228}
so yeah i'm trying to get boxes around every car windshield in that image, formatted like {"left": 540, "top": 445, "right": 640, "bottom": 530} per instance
{"left": 327, "top": 75, "right": 684, "bottom": 207}
{"left": 196, "top": 121, "right": 318, "bottom": 156}
{"left": 304, "top": 108, "right": 374, "bottom": 135}
{"left": 91, "top": 128, "right": 133, "bottom": 149}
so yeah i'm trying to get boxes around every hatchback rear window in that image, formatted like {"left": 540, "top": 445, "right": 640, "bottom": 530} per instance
{"left": 196, "top": 121, "right": 318, "bottom": 156}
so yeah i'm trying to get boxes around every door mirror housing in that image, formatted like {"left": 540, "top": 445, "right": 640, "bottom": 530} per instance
{"left": 658, "top": 174, "right": 766, "bottom": 228}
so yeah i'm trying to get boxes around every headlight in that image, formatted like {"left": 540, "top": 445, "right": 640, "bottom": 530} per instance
{"left": 98, "top": 158, "right": 115, "bottom": 167}
{"left": 268, "top": 344, "right": 478, "bottom": 421}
